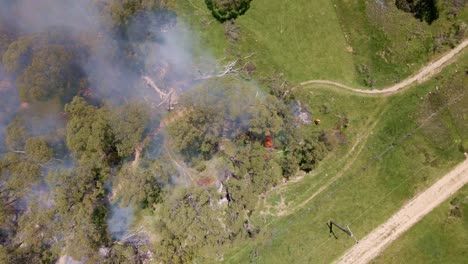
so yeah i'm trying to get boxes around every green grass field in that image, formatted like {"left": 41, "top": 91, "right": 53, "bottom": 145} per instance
{"left": 172, "top": 0, "right": 357, "bottom": 84}
{"left": 332, "top": 0, "right": 468, "bottom": 88}
{"left": 172, "top": 0, "right": 466, "bottom": 88}
{"left": 373, "top": 185, "right": 468, "bottom": 264}
{"left": 219, "top": 51, "right": 468, "bottom": 264}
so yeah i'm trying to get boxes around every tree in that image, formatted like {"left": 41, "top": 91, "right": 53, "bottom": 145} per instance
{"left": 103, "top": 244, "right": 138, "bottom": 264}
{"left": 279, "top": 151, "right": 299, "bottom": 179}
{"left": 115, "top": 164, "right": 162, "bottom": 208}
{"left": 24, "top": 137, "right": 54, "bottom": 163}
{"left": 155, "top": 187, "right": 228, "bottom": 263}
{"left": 205, "top": 0, "right": 253, "bottom": 22}
{"left": 16, "top": 45, "right": 78, "bottom": 102}
{"left": 1, "top": 152, "right": 42, "bottom": 194}
{"left": 1, "top": 37, "right": 33, "bottom": 75}
{"left": 111, "top": 102, "right": 151, "bottom": 158}
{"left": 0, "top": 145, "right": 53, "bottom": 247}
{"left": 0, "top": 26, "right": 13, "bottom": 59}
{"left": 168, "top": 78, "right": 284, "bottom": 162}
{"left": 168, "top": 105, "right": 224, "bottom": 160}
{"left": 247, "top": 95, "right": 284, "bottom": 138}
{"left": 65, "top": 97, "right": 118, "bottom": 163}
{"left": 5, "top": 117, "right": 30, "bottom": 150}
{"left": 12, "top": 202, "right": 59, "bottom": 263}
{"left": 296, "top": 137, "right": 328, "bottom": 173}
{"left": 50, "top": 160, "right": 110, "bottom": 260}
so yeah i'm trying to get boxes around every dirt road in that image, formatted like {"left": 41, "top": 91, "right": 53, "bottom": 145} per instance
{"left": 301, "top": 39, "right": 468, "bottom": 95}
{"left": 335, "top": 157, "right": 468, "bottom": 264}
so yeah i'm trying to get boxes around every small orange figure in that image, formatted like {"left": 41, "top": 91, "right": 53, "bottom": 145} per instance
{"left": 265, "top": 135, "right": 273, "bottom": 148}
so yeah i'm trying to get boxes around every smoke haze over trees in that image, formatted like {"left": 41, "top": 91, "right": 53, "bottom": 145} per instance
{"left": 0, "top": 0, "right": 331, "bottom": 262}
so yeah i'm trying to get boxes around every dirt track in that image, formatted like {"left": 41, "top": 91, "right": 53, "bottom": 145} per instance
{"left": 335, "top": 157, "right": 468, "bottom": 264}
{"left": 301, "top": 39, "right": 468, "bottom": 95}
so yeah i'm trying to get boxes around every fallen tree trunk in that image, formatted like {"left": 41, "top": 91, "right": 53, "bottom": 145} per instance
{"left": 142, "top": 76, "right": 167, "bottom": 99}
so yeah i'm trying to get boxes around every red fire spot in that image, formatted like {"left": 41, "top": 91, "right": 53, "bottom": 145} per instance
{"left": 265, "top": 135, "right": 273, "bottom": 148}
{"left": 197, "top": 178, "right": 214, "bottom": 186}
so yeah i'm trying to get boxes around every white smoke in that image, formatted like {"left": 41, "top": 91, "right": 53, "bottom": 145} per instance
{"left": 107, "top": 204, "right": 135, "bottom": 240}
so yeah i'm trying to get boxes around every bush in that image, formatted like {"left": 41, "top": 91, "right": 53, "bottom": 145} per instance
{"left": 205, "top": 0, "right": 253, "bottom": 22}
{"left": 395, "top": 0, "right": 439, "bottom": 24}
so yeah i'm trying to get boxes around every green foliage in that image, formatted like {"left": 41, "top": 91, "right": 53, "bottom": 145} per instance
{"left": 1, "top": 37, "right": 33, "bottom": 75}
{"left": 5, "top": 117, "right": 30, "bottom": 150}
{"left": 65, "top": 97, "right": 117, "bottom": 162}
{"left": 12, "top": 202, "right": 59, "bottom": 263}
{"left": 295, "top": 137, "right": 328, "bottom": 173}
{"left": 0, "top": 137, "right": 54, "bottom": 198}
{"left": 111, "top": 102, "right": 150, "bottom": 158}
{"left": 205, "top": 0, "right": 253, "bottom": 22}
{"left": 105, "top": 0, "right": 164, "bottom": 27}
{"left": 279, "top": 150, "right": 300, "bottom": 179}
{"left": 16, "top": 45, "right": 78, "bottom": 102}
{"left": 104, "top": 244, "right": 138, "bottom": 264}
{"left": 115, "top": 164, "right": 162, "bottom": 208}
{"left": 51, "top": 161, "right": 110, "bottom": 260}
{"left": 66, "top": 97, "right": 152, "bottom": 163}
{"left": 156, "top": 187, "right": 228, "bottom": 263}
{"left": 231, "top": 142, "right": 283, "bottom": 196}
{"left": 1, "top": 153, "right": 42, "bottom": 193}
{"left": 0, "top": 30, "right": 13, "bottom": 59}
{"left": 24, "top": 137, "right": 53, "bottom": 163}
{"left": 168, "top": 78, "right": 284, "bottom": 161}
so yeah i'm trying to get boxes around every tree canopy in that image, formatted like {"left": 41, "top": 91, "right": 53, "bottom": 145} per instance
{"left": 168, "top": 77, "right": 284, "bottom": 161}
{"left": 16, "top": 46, "right": 79, "bottom": 102}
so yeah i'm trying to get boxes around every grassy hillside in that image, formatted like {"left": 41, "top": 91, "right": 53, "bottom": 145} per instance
{"left": 373, "top": 185, "right": 468, "bottom": 264}
{"left": 221, "top": 51, "right": 468, "bottom": 263}
{"left": 331, "top": 0, "right": 467, "bottom": 87}
{"left": 172, "top": 0, "right": 357, "bottom": 84}
{"left": 171, "top": 0, "right": 466, "bottom": 89}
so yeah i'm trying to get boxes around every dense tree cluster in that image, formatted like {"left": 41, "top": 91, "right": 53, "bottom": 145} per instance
{"left": 205, "top": 0, "right": 253, "bottom": 22}
{"left": 169, "top": 78, "right": 284, "bottom": 160}
{"left": 0, "top": 1, "right": 331, "bottom": 262}
{"left": 0, "top": 1, "right": 175, "bottom": 262}
{"left": 17, "top": 46, "right": 80, "bottom": 102}
{"left": 2, "top": 33, "right": 84, "bottom": 103}
{"left": 160, "top": 77, "right": 329, "bottom": 261}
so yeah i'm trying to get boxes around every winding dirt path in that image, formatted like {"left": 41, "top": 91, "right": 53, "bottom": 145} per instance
{"left": 301, "top": 39, "right": 468, "bottom": 95}
{"left": 335, "top": 157, "right": 468, "bottom": 264}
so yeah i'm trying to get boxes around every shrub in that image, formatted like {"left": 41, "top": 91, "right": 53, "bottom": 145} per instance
{"left": 395, "top": 0, "right": 439, "bottom": 24}
{"left": 205, "top": 0, "right": 253, "bottom": 22}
